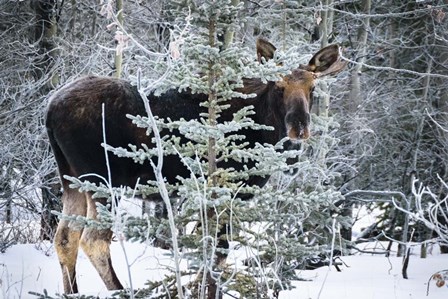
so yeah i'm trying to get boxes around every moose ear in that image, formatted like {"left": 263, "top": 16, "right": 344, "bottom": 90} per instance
{"left": 306, "top": 44, "right": 347, "bottom": 76}
{"left": 256, "top": 38, "right": 276, "bottom": 63}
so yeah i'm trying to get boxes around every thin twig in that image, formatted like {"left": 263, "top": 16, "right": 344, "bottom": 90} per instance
{"left": 137, "top": 71, "right": 184, "bottom": 299}
{"left": 102, "top": 104, "right": 134, "bottom": 298}
{"left": 317, "top": 216, "right": 337, "bottom": 299}
{"left": 341, "top": 54, "right": 448, "bottom": 79}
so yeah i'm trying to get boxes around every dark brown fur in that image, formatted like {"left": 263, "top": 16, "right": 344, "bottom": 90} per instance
{"left": 46, "top": 40, "right": 346, "bottom": 293}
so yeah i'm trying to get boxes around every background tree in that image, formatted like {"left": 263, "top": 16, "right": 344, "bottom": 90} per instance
{"left": 2, "top": 0, "right": 448, "bottom": 296}
{"left": 0, "top": 0, "right": 61, "bottom": 246}
{"left": 0, "top": 0, "right": 164, "bottom": 247}
{"left": 330, "top": 1, "right": 448, "bottom": 253}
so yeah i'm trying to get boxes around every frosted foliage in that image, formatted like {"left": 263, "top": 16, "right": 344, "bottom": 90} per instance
{"left": 46, "top": 0, "right": 345, "bottom": 297}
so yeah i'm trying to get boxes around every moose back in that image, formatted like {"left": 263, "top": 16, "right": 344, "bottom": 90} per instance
{"left": 46, "top": 39, "right": 346, "bottom": 294}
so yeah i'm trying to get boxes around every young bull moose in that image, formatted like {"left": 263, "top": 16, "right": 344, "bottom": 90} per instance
{"left": 46, "top": 39, "right": 346, "bottom": 294}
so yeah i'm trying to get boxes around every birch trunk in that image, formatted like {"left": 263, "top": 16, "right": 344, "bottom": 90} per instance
{"left": 348, "top": 0, "right": 370, "bottom": 111}
{"left": 223, "top": 0, "right": 240, "bottom": 49}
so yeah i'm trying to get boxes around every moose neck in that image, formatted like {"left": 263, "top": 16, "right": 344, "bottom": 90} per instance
{"left": 231, "top": 78, "right": 285, "bottom": 145}
{"left": 256, "top": 81, "right": 287, "bottom": 145}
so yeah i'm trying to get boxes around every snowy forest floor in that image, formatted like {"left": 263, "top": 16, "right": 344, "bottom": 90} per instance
{"left": 0, "top": 239, "right": 447, "bottom": 299}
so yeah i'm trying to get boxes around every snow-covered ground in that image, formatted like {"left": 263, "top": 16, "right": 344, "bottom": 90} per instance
{"left": 1, "top": 203, "right": 446, "bottom": 298}
{"left": 281, "top": 243, "right": 447, "bottom": 299}
{"left": 0, "top": 239, "right": 446, "bottom": 299}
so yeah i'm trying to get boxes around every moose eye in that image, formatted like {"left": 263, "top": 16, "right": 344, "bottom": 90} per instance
{"left": 274, "top": 84, "right": 285, "bottom": 93}
{"left": 274, "top": 85, "right": 285, "bottom": 98}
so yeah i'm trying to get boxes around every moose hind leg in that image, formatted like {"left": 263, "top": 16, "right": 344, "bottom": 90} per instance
{"left": 79, "top": 195, "right": 123, "bottom": 290}
{"left": 54, "top": 190, "right": 86, "bottom": 294}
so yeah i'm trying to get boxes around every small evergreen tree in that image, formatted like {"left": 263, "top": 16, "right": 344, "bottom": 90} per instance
{"left": 63, "top": 0, "right": 348, "bottom": 298}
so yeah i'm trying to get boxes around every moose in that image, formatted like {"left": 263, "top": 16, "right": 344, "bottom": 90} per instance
{"left": 45, "top": 39, "right": 346, "bottom": 294}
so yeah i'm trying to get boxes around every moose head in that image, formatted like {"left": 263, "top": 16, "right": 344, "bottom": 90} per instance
{"left": 256, "top": 39, "right": 346, "bottom": 141}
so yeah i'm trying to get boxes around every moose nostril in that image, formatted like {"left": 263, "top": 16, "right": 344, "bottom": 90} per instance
{"left": 300, "top": 127, "right": 310, "bottom": 139}
{"left": 287, "top": 125, "right": 310, "bottom": 141}
{"left": 287, "top": 127, "right": 299, "bottom": 141}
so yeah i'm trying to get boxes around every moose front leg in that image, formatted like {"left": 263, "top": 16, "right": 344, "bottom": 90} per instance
{"left": 79, "top": 227, "right": 123, "bottom": 290}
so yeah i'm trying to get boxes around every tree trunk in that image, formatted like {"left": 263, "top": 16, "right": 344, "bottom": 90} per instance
{"left": 320, "top": 0, "right": 330, "bottom": 48}
{"left": 314, "top": 0, "right": 333, "bottom": 118}
{"left": 223, "top": 0, "right": 240, "bottom": 49}
{"left": 402, "top": 247, "right": 410, "bottom": 279}
{"left": 341, "top": 0, "right": 371, "bottom": 242}
{"left": 437, "top": 88, "right": 448, "bottom": 254}
{"left": 32, "top": 0, "right": 61, "bottom": 241}
{"left": 317, "top": 0, "right": 353, "bottom": 241}
{"left": 398, "top": 58, "right": 433, "bottom": 257}
{"left": 206, "top": 15, "right": 221, "bottom": 299}
{"left": 348, "top": 0, "right": 370, "bottom": 111}
{"left": 32, "top": 0, "right": 59, "bottom": 89}
{"left": 40, "top": 179, "right": 61, "bottom": 240}
{"left": 68, "top": 0, "right": 77, "bottom": 31}
{"left": 113, "top": 0, "right": 124, "bottom": 78}
{"left": 1, "top": 171, "right": 13, "bottom": 224}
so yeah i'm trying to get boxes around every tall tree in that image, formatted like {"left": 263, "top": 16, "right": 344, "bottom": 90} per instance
{"left": 32, "top": 0, "right": 61, "bottom": 241}
{"left": 113, "top": 0, "right": 124, "bottom": 78}
{"left": 331, "top": 1, "right": 448, "bottom": 251}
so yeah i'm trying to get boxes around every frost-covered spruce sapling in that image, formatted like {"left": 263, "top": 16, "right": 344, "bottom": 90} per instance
{"left": 60, "top": 2, "right": 346, "bottom": 298}
{"left": 108, "top": 2, "right": 299, "bottom": 298}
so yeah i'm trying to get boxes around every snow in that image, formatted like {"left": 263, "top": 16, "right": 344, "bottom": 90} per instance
{"left": 281, "top": 247, "right": 447, "bottom": 299}
{"left": 1, "top": 203, "right": 446, "bottom": 298}
{"left": 1, "top": 240, "right": 447, "bottom": 299}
